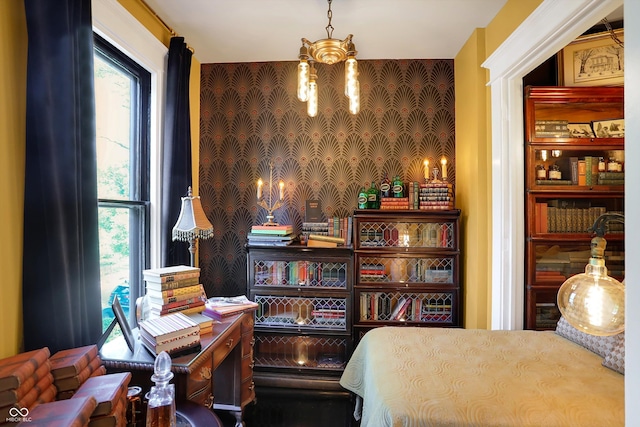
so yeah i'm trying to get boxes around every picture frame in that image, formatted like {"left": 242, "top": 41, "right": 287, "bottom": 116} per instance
{"left": 560, "top": 29, "right": 624, "bottom": 87}
{"left": 112, "top": 295, "right": 135, "bottom": 352}
{"left": 567, "top": 123, "right": 595, "bottom": 138}
{"left": 591, "top": 119, "right": 625, "bottom": 138}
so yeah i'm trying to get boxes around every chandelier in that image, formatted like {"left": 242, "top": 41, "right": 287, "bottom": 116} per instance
{"left": 297, "top": 0, "right": 360, "bottom": 117}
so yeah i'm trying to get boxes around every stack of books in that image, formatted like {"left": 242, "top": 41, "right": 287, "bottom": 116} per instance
{"left": 139, "top": 312, "right": 201, "bottom": 357}
{"left": 71, "top": 372, "right": 131, "bottom": 427}
{"left": 300, "top": 221, "right": 329, "bottom": 244}
{"left": 597, "top": 171, "right": 624, "bottom": 186}
{"left": 203, "top": 296, "right": 258, "bottom": 321}
{"left": 419, "top": 182, "right": 454, "bottom": 210}
{"left": 50, "top": 344, "right": 106, "bottom": 398}
{"left": 0, "top": 347, "right": 55, "bottom": 421}
{"left": 247, "top": 224, "right": 295, "bottom": 246}
{"left": 143, "top": 265, "right": 206, "bottom": 318}
{"left": 186, "top": 312, "right": 215, "bottom": 335}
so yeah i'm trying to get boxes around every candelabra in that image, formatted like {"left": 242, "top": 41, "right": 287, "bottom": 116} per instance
{"left": 423, "top": 157, "right": 448, "bottom": 183}
{"left": 256, "top": 162, "right": 285, "bottom": 226}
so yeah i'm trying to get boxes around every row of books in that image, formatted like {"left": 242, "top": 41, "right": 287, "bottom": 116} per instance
{"left": 302, "top": 217, "right": 353, "bottom": 247}
{"left": 255, "top": 260, "right": 347, "bottom": 288}
{"left": 143, "top": 265, "right": 206, "bottom": 318}
{"left": 358, "top": 293, "right": 453, "bottom": 322}
{"left": 0, "top": 345, "right": 127, "bottom": 426}
{"left": 534, "top": 203, "right": 624, "bottom": 234}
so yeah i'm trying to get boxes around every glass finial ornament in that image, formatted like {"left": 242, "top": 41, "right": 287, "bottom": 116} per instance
{"left": 145, "top": 351, "right": 176, "bottom": 427}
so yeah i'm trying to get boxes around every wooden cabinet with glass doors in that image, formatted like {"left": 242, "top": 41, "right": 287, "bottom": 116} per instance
{"left": 524, "top": 86, "right": 625, "bottom": 330}
{"left": 352, "top": 209, "right": 461, "bottom": 341}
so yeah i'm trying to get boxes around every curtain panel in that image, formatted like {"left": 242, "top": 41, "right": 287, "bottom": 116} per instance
{"left": 161, "top": 37, "right": 193, "bottom": 267}
{"left": 23, "top": 0, "right": 102, "bottom": 353}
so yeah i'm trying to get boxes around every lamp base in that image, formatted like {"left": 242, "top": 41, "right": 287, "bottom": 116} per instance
{"left": 262, "top": 215, "right": 280, "bottom": 226}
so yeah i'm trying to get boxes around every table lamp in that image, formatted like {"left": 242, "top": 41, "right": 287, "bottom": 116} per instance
{"left": 172, "top": 186, "right": 214, "bottom": 267}
{"left": 557, "top": 212, "right": 625, "bottom": 336}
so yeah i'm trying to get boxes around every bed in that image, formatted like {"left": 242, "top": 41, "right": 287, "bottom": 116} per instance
{"left": 339, "top": 323, "right": 624, "bottom": 427}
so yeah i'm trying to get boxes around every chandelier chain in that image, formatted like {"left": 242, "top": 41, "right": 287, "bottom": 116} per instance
{"left": 325, "top": 0, "right": 334, "bottom": 39}
{"left": 601, "top": 17, "right": 623, "bottom": 48}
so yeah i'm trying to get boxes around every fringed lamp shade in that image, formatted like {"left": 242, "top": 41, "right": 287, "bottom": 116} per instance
{"left": 172, "top": 186, "right": 214, "bottom": 266}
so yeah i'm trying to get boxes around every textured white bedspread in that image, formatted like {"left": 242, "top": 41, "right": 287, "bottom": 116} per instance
{"left": 339, "top": 327, "right": 624, "bottom": 427}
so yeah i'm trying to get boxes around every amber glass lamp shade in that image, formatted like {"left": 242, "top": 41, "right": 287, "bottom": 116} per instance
{"left": 557, "top": 245, "right": 625, "bottom": 336}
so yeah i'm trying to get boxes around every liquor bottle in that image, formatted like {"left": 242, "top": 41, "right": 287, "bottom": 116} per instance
{"left": 392, "top": 176, "right": 404, "bottom": 198}
{"left": 380, "top": 173, "right": 392, "bottom": 198}
{"left": 357, "top": 187, "right": 368, "bottom": 209}
{"left": 367, "top": 182, "right": 379, "bottom": 209}
{"left": 145, "top": 351, "right": 176, "bottom": 427}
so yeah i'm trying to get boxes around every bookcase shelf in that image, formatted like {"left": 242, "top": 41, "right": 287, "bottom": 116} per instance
{"left": 352, "top": 209, "right": 461, "bottom": 340}
{"left": 246, "top": 245, "right": 353, "bottom": 391}
{"left": 524, "top": 86, "right": 625, "bottom": 330}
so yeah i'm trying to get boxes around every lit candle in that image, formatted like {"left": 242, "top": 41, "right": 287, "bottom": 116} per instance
{"left": 441, "top": 157, "right": 447, "bottom": 179}
{"left": 423, "top": 159, "right": 429, "bottom": 180}
{"left": 257, "top": 179, "right": 263, "bottom": 200}
{"left": 279, "top": 181, "right": 284, "bottom": 200}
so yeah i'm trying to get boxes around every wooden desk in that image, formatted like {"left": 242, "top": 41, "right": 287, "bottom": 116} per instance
{"left": 100, "top": 312, "right": 255, "bottom": 427}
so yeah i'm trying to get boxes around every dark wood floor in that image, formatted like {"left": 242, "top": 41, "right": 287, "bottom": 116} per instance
{"left": 215, "top": 387, "right": 356, "bottom": 427}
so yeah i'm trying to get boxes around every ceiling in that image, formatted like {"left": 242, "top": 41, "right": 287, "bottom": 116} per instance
{"left": 142, "top": 0, "right": 510, "bottom": 63}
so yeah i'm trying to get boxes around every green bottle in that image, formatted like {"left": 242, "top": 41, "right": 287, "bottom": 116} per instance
{"left": 392, "top": 175, "right": 404, "bottom": 198}
{"left": 357, "top": 187, "right": 368, "bottom": 209}
{"left": 380, "top": 173, "right": 392, "bottom": 198}
{"left": 367, "top": 182, "right": 379, "bottom": 209}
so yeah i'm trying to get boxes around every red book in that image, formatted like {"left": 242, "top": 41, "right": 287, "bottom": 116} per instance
{"left": 0, "top": 360, "right": 51, "bottom": 407}
{"left": 0, "top": 347, "right": 50, "bottom": 392}
{"left": 50, "top": 345, "right": 99, "bottom": 380}
{"left": 0, "top": 372, "right": 53, "bottom": 419}
{"left": 15, "top": 396, "right": 97, "bottom": 427}
{"left": 54, "top": 356, "right": 103, "bottom": 392}
{"left": 87, "top": 395, "right": 126, "bottom": 427}
{"left": 72, "top": 372, "right": 131, "bottom": 417}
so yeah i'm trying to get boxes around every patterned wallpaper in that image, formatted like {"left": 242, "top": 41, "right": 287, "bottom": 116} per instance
{"left": 198, "top": 59, "right": 455, "bottom": 297}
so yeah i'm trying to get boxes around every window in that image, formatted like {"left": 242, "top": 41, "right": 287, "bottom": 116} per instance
{"left": 94, "top": 33, "right": 150, "bottom": 330}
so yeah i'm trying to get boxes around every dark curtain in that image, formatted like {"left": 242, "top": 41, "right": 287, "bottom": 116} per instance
{"left": 22, "top": 0, "right": 102, "bottom": 353}
{"left": 161, "top": 37, "right": 193, "bottom": 267}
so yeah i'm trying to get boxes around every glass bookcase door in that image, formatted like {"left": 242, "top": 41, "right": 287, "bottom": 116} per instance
{"left": 357, "top": 219, "right": 456, "bottom": 249}
{"left": 253, "top": 294, "right": 348, "bottom": 332}
{"left": 357, "top": 255, "right": 455, "bottom": 285}
{"left": 253, "top": 334, "right": 349, "bottom": 371}
{"left": 253, "top": 259, "right": 348, "bottom": 289}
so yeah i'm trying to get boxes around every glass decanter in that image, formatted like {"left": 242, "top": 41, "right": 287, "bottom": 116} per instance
{"left": 145, "top": 351, "right": 176, "bottom": 427}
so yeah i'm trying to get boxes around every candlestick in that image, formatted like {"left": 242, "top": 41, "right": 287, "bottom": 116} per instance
{"left": 441, "top": 157, "right": 447, "bottom": 180}
{"left": 423, "top": 159, "right": 429, "bottom": 181}
{"left": 257, "top": 162, "right": 284, "bottom": 225}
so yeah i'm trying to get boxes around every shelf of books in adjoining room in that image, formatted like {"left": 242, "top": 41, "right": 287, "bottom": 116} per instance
{"left": 138, "top": 312, "right": 201, "bottom": 357}
{"left": 203, "top": 295, "right": 259, "bottom": 321}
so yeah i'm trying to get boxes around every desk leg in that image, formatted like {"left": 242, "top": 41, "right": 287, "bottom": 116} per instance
{"left": 232, "top": 410, "right": 244, "bottom": 427}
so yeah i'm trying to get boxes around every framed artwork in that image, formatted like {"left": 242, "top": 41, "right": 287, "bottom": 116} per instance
{"left": 591, "top": 119, "right": 625, "bottom": 138}
{"left": 567, "top": 123, "right": 595, "bottom": 138}
{"left": 560, "top": 29, "right": 624, "bottom": 86}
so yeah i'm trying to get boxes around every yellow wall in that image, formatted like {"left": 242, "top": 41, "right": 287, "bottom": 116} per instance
{"left": 0, "top": 0, "right": 27, "bottom": 358}
{"left": 455, "top": 0, "right": 543, "bottom": 329}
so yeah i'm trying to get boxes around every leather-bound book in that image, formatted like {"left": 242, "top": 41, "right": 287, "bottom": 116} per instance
{"left": 0, "top": 372, "right": 54, "bottom": 419}
{"left": 72, "top": 372, "right": 131, "bottom": 417}
{"left": 49, "top": 345, "right": 99, "bottom": 380}
{"left": 0, "top": 360, "right": 51, "bottom": 407}
{"left": 54, "top": 356, "right": 103, "bottom": 392}
{"left": 16, "top": 395, "right": 97, "bottom": 427}
{"left": 0, "top": 347, "right": 50, "bottom": 392}
{"left": 87, "top": 396, "right": 126, "bottom": 427}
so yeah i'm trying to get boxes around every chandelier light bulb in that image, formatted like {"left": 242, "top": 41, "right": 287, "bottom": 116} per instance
{"left": 297, "top": 59, "right": 310, "bottom": 102}
{"left": 307, "top": 75, "right": 318, "bottom": 117}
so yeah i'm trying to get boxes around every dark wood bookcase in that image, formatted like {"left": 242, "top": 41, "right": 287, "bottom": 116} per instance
{"left": 246, "top": 244, "right": 353, "bottom": 391}
{"left": 524, "top": 86, "right": 625, "bottom": 330}
{"left": 352, "top": 209, "right": 462, "bottom": 341}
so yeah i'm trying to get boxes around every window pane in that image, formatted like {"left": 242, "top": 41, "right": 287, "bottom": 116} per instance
{"left": 94, "top": 54, "right": 132, "bottom": 201}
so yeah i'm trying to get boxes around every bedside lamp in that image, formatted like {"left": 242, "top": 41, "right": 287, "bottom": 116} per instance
{"left": 172, "top": 186, "right": 214, "bottom": 267}
{"left": 557, "top": 212, "right": 625, "bottom": 336}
